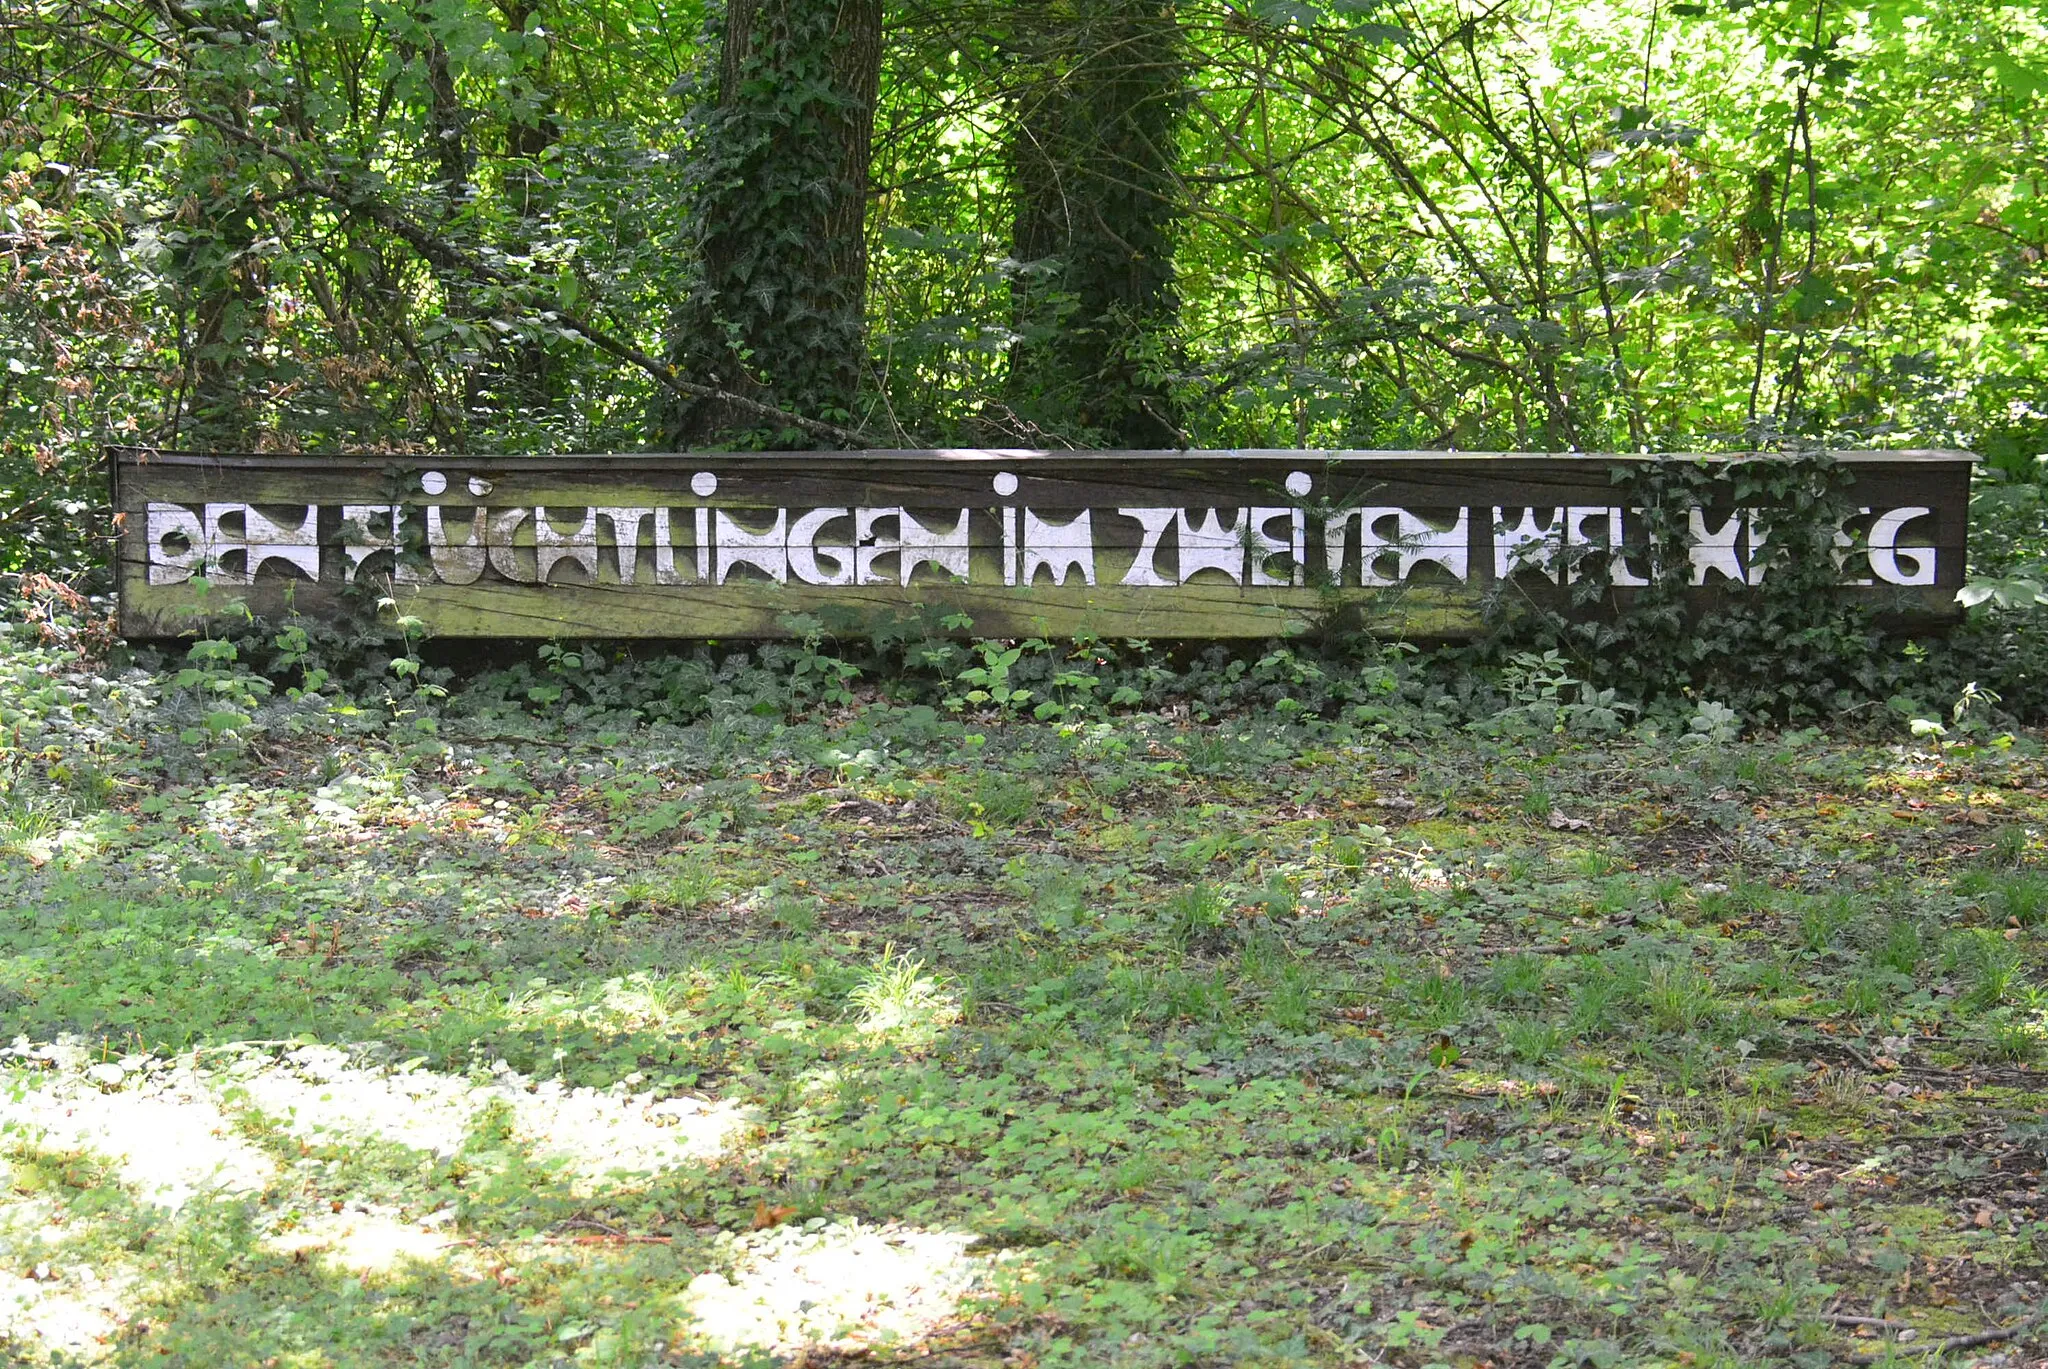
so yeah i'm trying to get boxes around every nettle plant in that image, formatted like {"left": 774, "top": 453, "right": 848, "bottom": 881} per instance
{"left": 166, "top": 588, "right": 274, "bottom": 746}
{"left": 173, "top": 636, "right": 272, "bottom": 744}
{"left": 940, "top": 634, "right": 1147, "bottom": 720}
{"left": 1472, "top": 649, "right": 1635, "bottom": 739}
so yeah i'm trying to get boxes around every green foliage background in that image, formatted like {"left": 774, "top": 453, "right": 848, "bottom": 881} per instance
{"left": 6, "top": 0, "right": 2047, "bottom": 480}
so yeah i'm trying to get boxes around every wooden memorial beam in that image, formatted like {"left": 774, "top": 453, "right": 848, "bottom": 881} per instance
{"left": 108, "top": 448, "right": 1974, "bottom": 640}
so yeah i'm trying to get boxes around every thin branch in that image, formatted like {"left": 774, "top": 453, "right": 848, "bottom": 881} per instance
{"left": 13, "top": 16, "right": 868, "bottom": 447}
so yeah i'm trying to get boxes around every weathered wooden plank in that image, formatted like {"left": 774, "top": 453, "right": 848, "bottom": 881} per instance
{"left": 109, "top": 447, "right": 1975, "bottom": 639}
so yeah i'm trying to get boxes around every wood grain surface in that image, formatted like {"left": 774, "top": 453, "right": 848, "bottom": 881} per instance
{"left": 109, "top": 447, "right": 1975, "bottom": 639}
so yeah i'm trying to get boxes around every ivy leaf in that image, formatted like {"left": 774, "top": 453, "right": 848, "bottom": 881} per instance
{"left": 1959, "top": 577, "right": 2048, "bottom": 610}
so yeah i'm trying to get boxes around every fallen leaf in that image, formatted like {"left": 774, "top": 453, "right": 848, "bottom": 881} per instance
{"left": 749, "top": 1201, "right": 797, "bottom": 1231}
{"left": 1548, "top": 809, "right": 1590, "bottom": 831}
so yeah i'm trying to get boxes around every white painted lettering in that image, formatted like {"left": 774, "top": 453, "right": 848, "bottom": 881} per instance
{"left": 1022, "top": 509, "right": 1095, "bottom": 586}
{"left": 1494, "top": 507, "right": 1562, "bottom": 582}
{"left": 1564, "top": 506, "right": 1647, "bottom": 586}
{"left": 1335, "top": 507, "right": 1471, "bottom": 586}
{"left": 855, "top": 507, "right": 900, "bottom": 586}
{"left": 486, "top": 507, "right": 536, "bottom": 583}
{"left": 788, "top": 507, "right": 854, "bottom": 586}
{"left": 1868, "top": 506, "right": 1936, "bottom": 586}
{"left": 715, "top": 509, "right": 789, "bottom": 584}
{"left": 427, "top": 506, "right": 486, "bottom": 585}
{"left": 901, "top": 509, "right": 971, "bottom": 584}
{"left": 146, "top": 503, "right": 205, "bottom": 586}
{"left": 1247, "top": 507, "right": 1298, "bottom": 587}
{"left": 1118, "top": 507, "right": 1176, "bottom": 587}
{"left": 534, "top": 506, "right": 599, "bottom": 584}
{"left": 238, "top": 505, "right": 319, "bottom": 582}
{"left": 341, "top": 504, "right": 401, "bottom": 583}
{"left": 652, "top": 508, "right": 683, "bottom": 585}
{"left": 597, "top": 507, "right": 653, "bottom": 584}
{"left": 1687, "top": 510, "right": 1744, "bottom": 585}
{"left": 1177, "top": 508, "right": 1246, "bottom": 584}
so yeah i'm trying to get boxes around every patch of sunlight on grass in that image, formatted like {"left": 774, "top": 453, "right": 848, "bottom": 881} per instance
{"left": 264, "top": 1205, "right": 456, "bottom": 1275}
{"left": 1360, "top": 842, "right": 1452, "bottom": 892}
{"left": 503, "top": 971, "right": 709, "bottom": 1034}
{"left": 850, "top": 949, "right": 960, "bottom": 1050}
{"left": 215, "top": 1044, "right": 486, "bottom": 1157}
{"left": 588, "top": 971, "right": 695, "bottom": 1029}
{"left": 306, "top": 775, "right": 403, "bottom": 831}
{"left": 0, "top": 1154, "right": 138, "bottom": 1363}
{"left": 503, "top": 1074, "right": 752, "bottom": 1183}
{"left": 677, "top": 1220, "right": 987, "bottom": 1358}
{"left": 0, "top": 1264, "right": 133, "bottom": 1362}
{"left": 0, "top": 799, "right": 105, "bottom": 870}
{"left": 215, "top": 1043, "right": 754, "bottom": 1182}
{"left": 1, "top": 1049, "right": 274, "bottom": 1210}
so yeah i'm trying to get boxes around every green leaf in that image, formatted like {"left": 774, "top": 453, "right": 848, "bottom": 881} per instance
{"left": 1990, "top": 53, "right": 2048, "bottom": 97}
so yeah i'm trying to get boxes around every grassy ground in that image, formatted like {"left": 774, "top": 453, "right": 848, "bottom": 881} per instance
{"left": 2, "top": 635, "right": 2047, "bottom": 1367}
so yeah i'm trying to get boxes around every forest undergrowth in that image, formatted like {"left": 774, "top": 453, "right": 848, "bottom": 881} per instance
{"left": 0, "top": 607, "right": 2046, "bottom": 1367}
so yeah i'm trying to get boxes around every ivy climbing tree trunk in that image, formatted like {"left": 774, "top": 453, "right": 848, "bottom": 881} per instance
{"left": 416, "top": 7, "right": 477, "bottom": 427}
{"left": 1007, "top": 0, "right": 1187, "bottom": 448}
{"left": 492, "top": 0, "right": 560, "bottom": 413}
{"left": 176, "top": 156, "right": 264, "bottom": 449}
{"left": 665, "top": 0, "right": 884, "bottom": 447}
{"left": 158, "top": 0, "right": 271, "bottom": 449}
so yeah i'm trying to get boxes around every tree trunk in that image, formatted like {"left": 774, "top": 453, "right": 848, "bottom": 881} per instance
{"left": 173, "top": 27, "right": 266, "bottom": 448}
{"left": 422, "top": 19, "right": 470, "bottom": 208}
{"left": 1007, "top": 0, "right": 1187, "bottom": 448}
{"left": 418, "top": 12, "right": 478, "bottom": 425}
{"left": 665, "top": 0, "right": 884, "bottom": 448}
{"left": 493, "top": 0, "right": 560, "bottom": 411}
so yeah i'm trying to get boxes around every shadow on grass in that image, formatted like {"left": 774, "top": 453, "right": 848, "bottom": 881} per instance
{"left": 8, "top": 746, "right": 2048, "bottom": 1368}
{"left": 0, "top": 857, "right": 1016, "bottom": 1365}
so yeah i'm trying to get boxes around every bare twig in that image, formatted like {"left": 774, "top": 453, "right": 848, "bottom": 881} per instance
{"left": 1844, "top": 1304, "right": 2048, "bottom": 1364}
{"left": 7, "top": 21, "right": 865, "bottom": 447}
